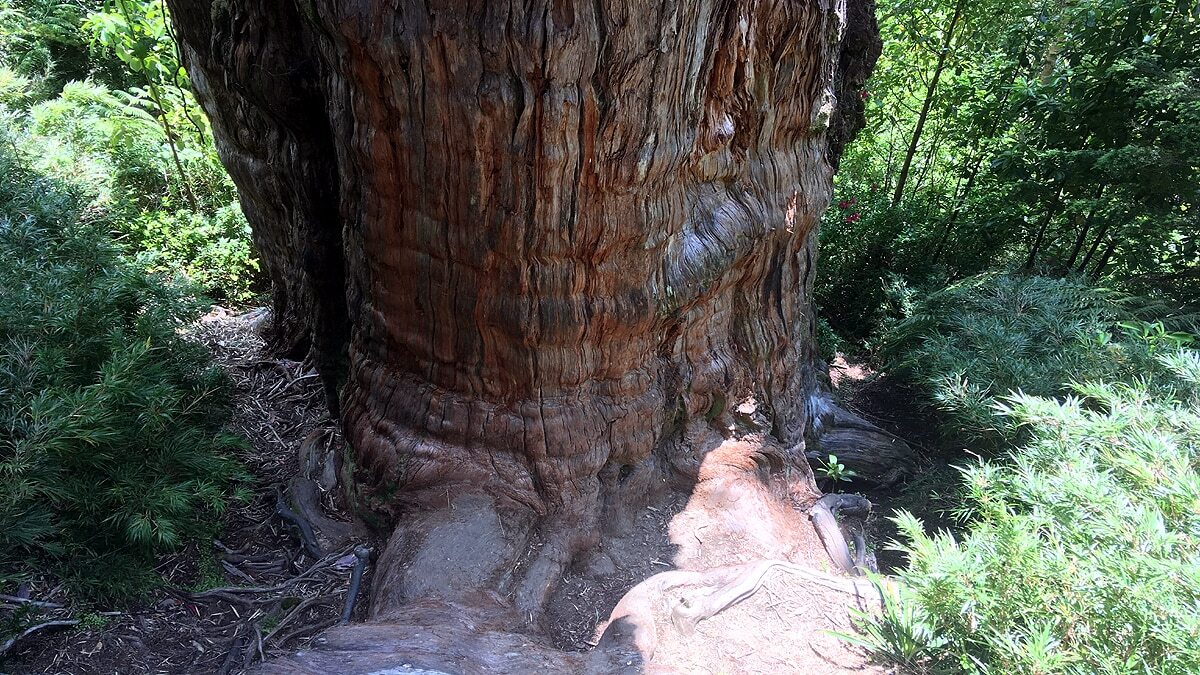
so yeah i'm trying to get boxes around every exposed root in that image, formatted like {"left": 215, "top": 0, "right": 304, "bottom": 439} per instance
{"left": 0, "top": 620, "right": 79, "bottom": 655}
{"left": 810, "top": 493, "right": 873, "bottom": 575}
{"left": 601, "top": 558, "right": 883, "bottom": 663}
{"left": 339, "top": 546, "right": 372, "bottom": 624}
{"left": 275, "top": 484, "right": 324, "bottom": 559}
{"left": 667, "top": 560, "right": 879, "bottom": 635}
{"left": 189, "top": 546, "right": 356, "bottom": 599}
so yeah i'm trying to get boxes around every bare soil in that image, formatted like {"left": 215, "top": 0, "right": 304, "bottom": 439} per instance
{"left": 828, "top": 352, "right": 962, "bottom": 571}
{"left": 640, "top": 567, "right": 884, "bottom": 675}
{"left": 547, "top": 493, "right": 686, "bottom": 651}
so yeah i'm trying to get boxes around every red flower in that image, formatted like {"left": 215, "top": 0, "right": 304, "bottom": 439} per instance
{"left": 845, "top": 213, "right": 861, "bottom": 223}
{"left": 838, "top": 199, "right": 852, "bottom": 210}
{"left": 859, "top": 90, "right": 870, "bottom": 100}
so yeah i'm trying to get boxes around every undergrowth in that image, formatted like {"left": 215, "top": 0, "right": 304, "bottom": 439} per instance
{"left": 0, "top": 140, "right": 246, "bottom": 602}
{"left": 883, "top": 273, "right": 1195, "bottom": 446}
{"left": 1, "top": 0, "right": 262, "bottom": 302}
{"left": 849, "top": 272, "right": 1200, "bottom": 674}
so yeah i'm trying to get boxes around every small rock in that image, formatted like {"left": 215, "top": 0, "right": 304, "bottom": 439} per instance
{"left": 580, "top": 551, "right": 617, "bottom": 577}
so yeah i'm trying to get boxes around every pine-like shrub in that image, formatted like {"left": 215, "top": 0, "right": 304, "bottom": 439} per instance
{"left": 882, "top": 273, "right": 1193, "bottom": 444}
{"left": 849, "top": 271, "right": 1200, "bottom": 673}
{"left": 0, "top": 142, "right": 244, "bottom": 601}
{"left": 851, "top": 351, "right": 1200, "bottom": 674}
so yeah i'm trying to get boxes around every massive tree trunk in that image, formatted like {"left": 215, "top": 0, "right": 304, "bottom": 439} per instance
{"left": 169, "top": 0, "right": 880, "bottom": 669}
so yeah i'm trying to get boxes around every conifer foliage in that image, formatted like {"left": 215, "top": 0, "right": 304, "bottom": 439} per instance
{"left": 0, "top": 142, "right": 244, "bottom": 600}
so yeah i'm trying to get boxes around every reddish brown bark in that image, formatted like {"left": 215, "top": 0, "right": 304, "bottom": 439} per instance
{"left": 170, "top": 0, "right": 879, "bottom": 664}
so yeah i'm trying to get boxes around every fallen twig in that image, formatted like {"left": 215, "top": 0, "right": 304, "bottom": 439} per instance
{"left": 0, "top": 594, "right": 62, "bottom": 609}
{"left": 276, "top": 616, "right": 338, "bottom": 646}
{"left": 189, "top": 548, "right": 351, "bottom": 599}
{"left": 670, "top": 560, "right": 881, "bottom": 635}
{"left": 0, "top": 620, "right": 80, "bottom": 655}
{"left": 265, "top": 595, "right": 336, "bottom": 644}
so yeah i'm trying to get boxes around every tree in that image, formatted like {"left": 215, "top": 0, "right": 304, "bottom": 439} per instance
{"left": 167, "top": 0, "right": 880, "bottom": 664}
{"left": 821, "top": 0, "right": 1200, "bottom": 346}
{"left": 890, "top": 0, "right": 963, "bottom": 206}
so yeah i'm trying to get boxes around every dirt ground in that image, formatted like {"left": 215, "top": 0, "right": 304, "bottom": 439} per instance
{"left": 827, "top": 353, "right": 963, "bottom": 572}
{"left": 638, "top": 566, "right": 885, "bottom": 675}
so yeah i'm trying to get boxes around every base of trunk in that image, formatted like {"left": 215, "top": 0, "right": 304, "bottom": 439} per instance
{"left": 261, "top": 425, "right": 884, "bottom": 674}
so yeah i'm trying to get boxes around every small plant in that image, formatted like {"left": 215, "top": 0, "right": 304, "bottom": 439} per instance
{"left": 76, "top": 612, "right": 111, "bottom": 631}
{"left": 817, "top": 454, "right": 857, "bottom": 486}
{"left": 836, "top": 578, "right": 951, "bottom": 674}
{"left": 191, "top": 546, "right": 226, "bottom": 593}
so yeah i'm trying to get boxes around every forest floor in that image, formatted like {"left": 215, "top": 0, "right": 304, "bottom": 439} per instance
{"left": 7, "top": 317, "right": 919, "bottom": 675}
{"left": 6, "top": 308, "right": 373, "bottom": 675}
{"left": 828, "top": 354, "right": 961, "bottom": 572}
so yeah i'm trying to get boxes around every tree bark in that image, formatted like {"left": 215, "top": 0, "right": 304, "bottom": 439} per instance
{"left": 1090, "top": 235, "right": 1119, "bottom": 280}
{"left": 1023, "top": 185, "right": 1064, "bottom": 270}
{"left": 169, "top": 0, "right": 880, "bottom": 667}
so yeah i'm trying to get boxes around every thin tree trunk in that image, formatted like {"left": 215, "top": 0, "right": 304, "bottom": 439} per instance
{"left": 1078, "top": 218, "right": 1114, "bottom": 272}
{"left": 930, "top": 156, "right": 981, "bottom": 265}
{"left": 1023, "top": 186, "right": 1064, "bottom": 269}
{"left": 1091, "top": 236, "right": 1119, "bottom": 279}
{"left": 116, "top": 0, "right": 198, "bottom": 211}
{"left": 891, "top": 0, "right": 965, "bottom": 206}
{"left": 911, "top": 128, "right": 943, "bottom": 196}
{"left": 1065, "top": 183, "right": 1106, "bottom": 269}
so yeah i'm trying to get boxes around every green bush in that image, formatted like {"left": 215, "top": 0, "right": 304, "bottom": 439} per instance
{"left": 14, "top": 80, "right": 262, "bottom": 302}
{"left": 0, "top": 144, "right": 245, "bottom": 601}
{"left": 852, "top": 354, "right": 1200, "bottom": 674}
{"left": 882, "top": 273, "right": 1193, "bottom": 444}
{"left": 849, "top": 270, "right": 1200, "bottom": 673}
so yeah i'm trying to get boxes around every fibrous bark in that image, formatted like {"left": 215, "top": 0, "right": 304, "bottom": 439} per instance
{"left": 170, "top": 0, "right": 879, "bottom": 668}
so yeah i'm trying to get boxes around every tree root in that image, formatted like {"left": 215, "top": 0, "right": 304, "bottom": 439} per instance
{"left": 339, "top": 546, "right": 372, "bottom": 624}
{"left": 275, "top": 484, "right": 323, "bottom": 559}
{"left": 0, "top": 620, "right": 80, "bottom": 655}
{"left": 668, "top": 560, "right": 879, "bottom": 636}
{"left": 189, "top": 547, "right": 353, "bottom": 599}
{"left": 809, "top": 493, "right": 873, "bottom": 575}
{"left": 0, "top": 594, "right": 62, "bottom": 610}
{"left": 599, "top": 558, "right": 883, "bottom": 664}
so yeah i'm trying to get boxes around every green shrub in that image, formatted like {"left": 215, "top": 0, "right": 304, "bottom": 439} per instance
{"left": 815, "top": 185, "right": 1024, "bottom": 345}
{"left": 0, "top": 144, "right": 245, "bottom": 601}
{"left": 850, "top": 270, "right": 1200, "bottom": 673}
{"left": 853, "top": 354, "right": 1200, "bottom": 674}
{"left": 882, "top": 273, "right": 1193, "bottom": 444}
{"left": 133, "top": 204, "right": 259, "bottom": 302}
{"left": 2, "top": 79, "right": 263, "bottom": 301}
